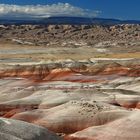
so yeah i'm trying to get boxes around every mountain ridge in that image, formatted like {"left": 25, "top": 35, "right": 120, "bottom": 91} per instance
{"left": 0, "top": 16, "right": 140, "bottom": 25}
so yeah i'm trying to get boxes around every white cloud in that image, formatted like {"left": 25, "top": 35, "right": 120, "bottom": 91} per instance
{"left": 0, "top": 3, "right": 100, "bottom": 18}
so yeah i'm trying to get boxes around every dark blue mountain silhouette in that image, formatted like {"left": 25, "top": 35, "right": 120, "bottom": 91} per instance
{"left": 0, "top": 16, "right": 139, "bottom": 25}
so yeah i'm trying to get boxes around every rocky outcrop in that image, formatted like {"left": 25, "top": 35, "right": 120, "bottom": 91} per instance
{"left": 0, "top": 24, "right": 139, "bottom": 45}
{"left": 0, "top": 117, "right": 62, "bottom": 140}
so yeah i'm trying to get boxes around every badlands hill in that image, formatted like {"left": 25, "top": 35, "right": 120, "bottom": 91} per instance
{"left": 0, "top": 23, "right": 140, "bottom": 140}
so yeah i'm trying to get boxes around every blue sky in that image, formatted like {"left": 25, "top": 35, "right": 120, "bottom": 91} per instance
{"left": 0, "top": 0, "right": 139, "bottom": 20}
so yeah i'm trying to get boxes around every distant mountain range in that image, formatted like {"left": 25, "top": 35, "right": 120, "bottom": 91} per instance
{"left": 0, "top": 17, "right": 140, "bottom": 25}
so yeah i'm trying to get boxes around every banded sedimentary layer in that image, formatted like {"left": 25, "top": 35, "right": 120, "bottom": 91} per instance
{"left": 0, "top": 24, "right": 140, "bottom": 139}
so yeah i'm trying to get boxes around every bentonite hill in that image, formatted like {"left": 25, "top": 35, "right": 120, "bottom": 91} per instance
{"left": 0, "top": 21, "right": 140, "bottom": 140}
